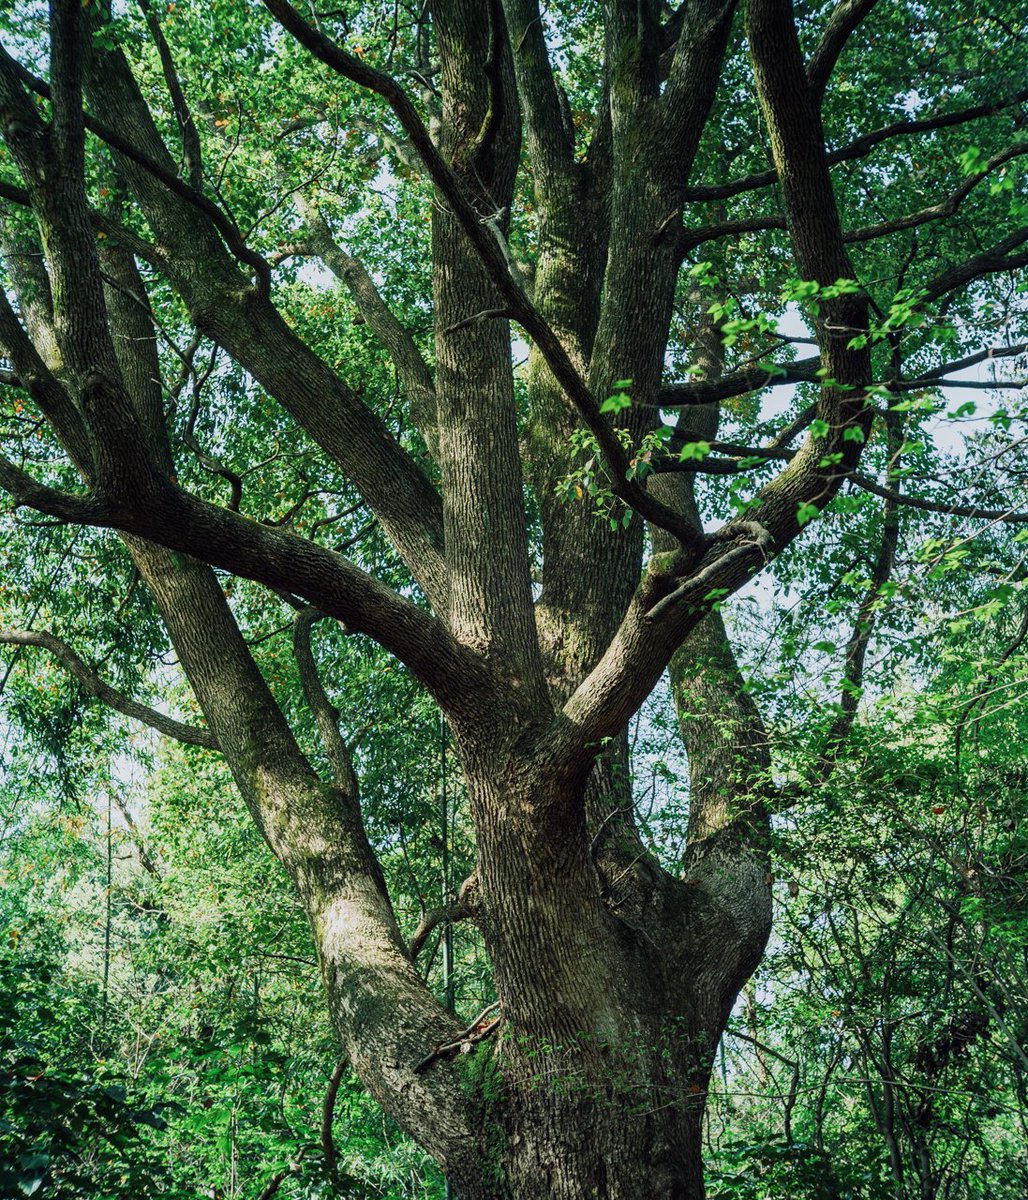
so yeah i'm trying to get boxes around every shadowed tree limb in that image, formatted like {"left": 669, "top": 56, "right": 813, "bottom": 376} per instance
{"left": 806, "top": 0, "right": 880, "bottom": 104}
{"left": 657, "top": 342, "right": 1027, "bottom": 407}
{"left": 850, "top": 476, "right": 1028, "bottom": 523}
{"left": 293, "top": 194, "right": 438, "bottom": 458}
{"left": 824, "top": 405, "right": 903, "bottom": 758}
{"left": 678, "top": 141, "right": 1028, "bottom": 251}
{"left": 262, "top": 0, "right": 706, "bottom": 550}
{"left": 135, "top": 0, "right": 203, "bottom": 188}
{"left": 292, "top": 607, "right": 359, "bottom": 793}
{"left": 408, "top": 901, "right": 474, "bottom": 962}
{"left": 845, "top": 142, "right": 1028, "bottom": 243}
{"left": 321, "top": 1057, "right": 347, "bottom": 1191}
{"left": 71, "top": 19, "right": 452, "bottom": 604}
{"left": 682, "top": 87, "right": 1028, "bottom": 202}
{"left": 921, "top": 225, "right": 1028, "bottom": 304}
{"left": 502, "top": 0, "right": 575, "bottom": 190}
{"left": 2, "top": 47, "right": 269, "bottom": 289}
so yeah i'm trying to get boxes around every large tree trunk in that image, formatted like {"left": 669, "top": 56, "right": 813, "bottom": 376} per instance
{"left": 414, "top": 719, "right": 770, "bottom": 1199}
{"left": 0, "top": 1, "right": 890, "bottom": 1194}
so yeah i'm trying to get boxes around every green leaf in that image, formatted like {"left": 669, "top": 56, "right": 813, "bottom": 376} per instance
{"left": 957, "top": 145, "right": 984, "bottom": 174}
{"left": 949, "top": 401, "right": 977, "bottom": 418}
{"left": 600, "top": 392, "right": 632, "bottom": 414}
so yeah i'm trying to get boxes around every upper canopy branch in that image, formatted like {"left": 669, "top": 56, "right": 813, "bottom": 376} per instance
{"left": 806, "top": 0, "right": 880, "bottom": 104}
{"left": 544, "top": 0, "right": 880, "bottom": 771}
{"left": 502, "top": 0, "right": 575, "bottom": 192}
{"left": 678, "top": 140, "right": 1028, "bottom": 254}
{"left": 656, "top": 341, "right": 1028, "bottom": 408}
{"left": 294, "top": 194, "right": 438, "bottom": 458}
{"left": 921, "top": 225, "right": 1028, "bottom": 304}
{"left": 682, "top": 87, "right": 1028, "bottom": 203}
{"left": 70, "top": 23, "right": 450, "bottom": 603}
{"left": 661, "top": 0, "right": 742, "bottom": 154}
{"left": 0, "top": 176, "right": 165, "bottom": 268}
{"left": 845, "top": 142, "right": 1028, "bottom": 244}
{"left": 850, "top": 475, "right": 1028, "bottom": 523}
{"left": 4, "top": 48, "right": 270, "bottom": 290}
{"left": 261, "top": 0, "right": 705, "bottom": 551}
{"left": 0, "top": 285, "right": 92, "bottom": 469}
{"left": 136, "top": 0, "right": 203, "bottom": 188}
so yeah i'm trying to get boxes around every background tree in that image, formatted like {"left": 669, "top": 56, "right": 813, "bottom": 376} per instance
{"left": 0, "top": 0, "right": 1026, "bottom": 1196}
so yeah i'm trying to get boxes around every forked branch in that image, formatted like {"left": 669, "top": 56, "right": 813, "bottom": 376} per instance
{"left": 261, "top": 0, "right": 705, "bottom": 550}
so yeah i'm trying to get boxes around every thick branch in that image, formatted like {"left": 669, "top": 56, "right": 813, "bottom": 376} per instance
{"left": 679, "top": 211, "right": 786, "bottom": 253}
{"left": 0, "top": 455, "right": 105, "bottom": 522}
{"left": 679, "top": 143, "right": 1028, "bottom": 252}
{"left": 659, "top": 355, "right": 820, "bottom": 406}
{"left": 0, "top": 627, "right": 218, "bottom": 748}
{"left": 0, "top": 22, "right": 165, "bottom": 500}
{"left": 119, "top": 536, "right": 481, "bottom": 1177}
{"left": 656, "top": 340, "right": 1027, "bottom": 408}
{"left": 262, "top": 0, "right": 704, "bottom": 550}
{"left": 502, "top": 0, "right": 575, "bottom": 191}
{"left": 921, "top": 225, "right": 1028, "bottom": 304}
{"left": 806, "top": 0, "right": 880, "bottom": 104}
{"left": 542, "top": 0, "right": 879, "bottom": 770}
{"left": 0, "top": 285, "right": 92, "bottom": 468}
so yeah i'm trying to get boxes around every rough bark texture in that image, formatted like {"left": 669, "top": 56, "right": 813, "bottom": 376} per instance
{"left": 1, "top": 0, "right": 1018, "bottom": 1194}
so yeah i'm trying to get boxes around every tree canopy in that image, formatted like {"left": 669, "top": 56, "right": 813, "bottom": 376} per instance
{"left": 0, "top": 1, "right": 1026, "bottom": 1197}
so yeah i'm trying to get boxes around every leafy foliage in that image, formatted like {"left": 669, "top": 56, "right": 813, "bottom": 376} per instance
{"left": 0, "top": 0, "right": 1027, "bottom": 1192}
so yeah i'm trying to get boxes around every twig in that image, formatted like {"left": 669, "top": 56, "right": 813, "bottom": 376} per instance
{"left": 413, "top": 1002, "right": 502, "bottom": 1075}
{"left": 442, "top": 307, "right": 512, "bottom": 337}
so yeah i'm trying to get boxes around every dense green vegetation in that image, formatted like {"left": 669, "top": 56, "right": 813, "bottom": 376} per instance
{"left": 4, "top": 556, "right": 1027, "bottom": 1197}
{"left": 1, "top": 0, "right": 1027, "bottom": 1195}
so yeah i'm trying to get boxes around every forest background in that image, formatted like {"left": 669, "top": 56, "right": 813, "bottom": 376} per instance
{"left": 0, "top": 0, "right": 1027, "bottom": 1197}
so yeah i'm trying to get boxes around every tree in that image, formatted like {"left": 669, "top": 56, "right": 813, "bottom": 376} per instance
{"left": 706, "top": 619, "right": 1028, "bottom": 1200}
{"left": 0, "top": 0, "right": 1025, "bottom": 1195}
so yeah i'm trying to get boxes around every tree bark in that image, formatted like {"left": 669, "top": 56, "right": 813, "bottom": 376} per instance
{"left": 3, "top": 0, "right": 1007, "bottom": 1193}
